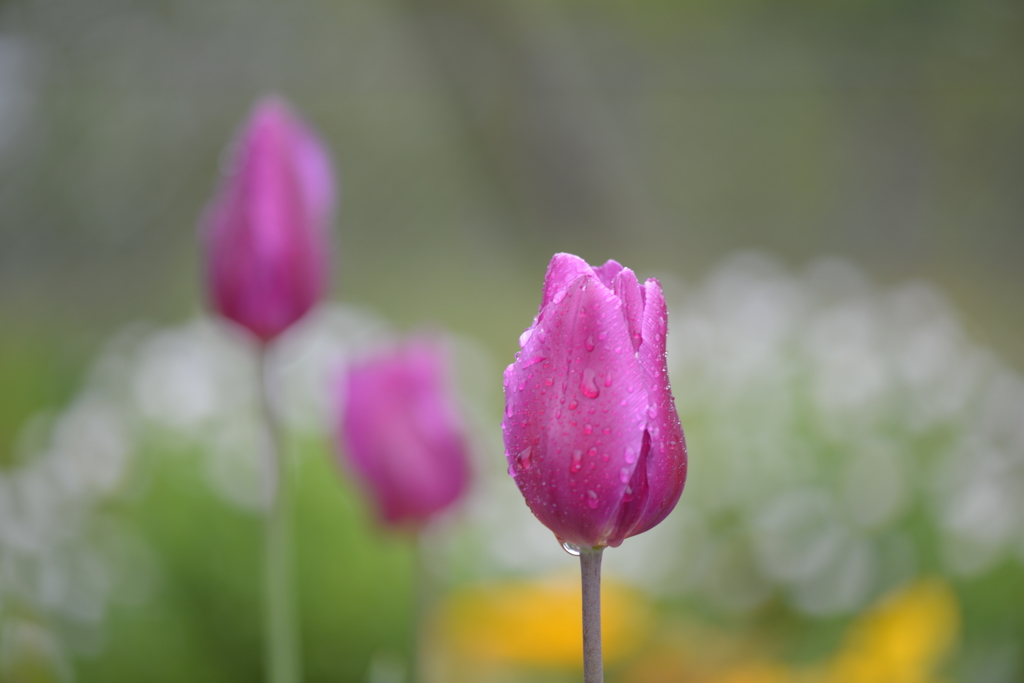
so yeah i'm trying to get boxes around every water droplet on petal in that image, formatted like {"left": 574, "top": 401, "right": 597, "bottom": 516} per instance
{"left": 584, "top": 335, "right": 596, "bottom": 352}
{"left": 598, "top": 331, "right": 607, "bottom": 341}
{"left": 648, "top": 405, "right": 658, "bottom": 418}
{"left": 519, "top": 328, "right": 534, "bottom": 348}
{"left": 586, "top": 490, "right": 599, "bottom": 509}
{"left": 619, "top": 467, "right": 631, "bottom": 483}
{"left": 552, "top": 290, "right": 567, "bottom": 305}
{"left": 544, "top": 377, "right": 554, "bottom": 386}
{"left": 562, "top": 541, "right": 581, "bottom": 556}
{"left": 570, "top": 450, "right": 583, "bottom": 473}
{"left": 583, "top": 423, "right": 592, "bottom": 435}
{"left": 624, "top": 447, "right": 637, "bottom": 464}
{"left": 580, "top": 368, "right": 600, "bottom": 399}
{"left": 614, "top": 346, "right": 622, "bottom": 354}
{"left": 588, "top": 447, "right": 597, "bottom": 458}
{"left": 516, "top": 446, "right": 533, "bottom": 471}
{"left": 622, "top": 485, "right": 634, "bottom": 502}
{"left": 517, "top": 381, "right": 526, "bottom": 391}
{"left": 522, "top": 355, "right": 545, "bottom": 368}
{"left": 604, "top": 372, "right": 613, "bottom": 387}
{"left": 568, "top": 399, "right": 579, "bottom": 411}
{"left": 555, "top": 407, "right": 562, "bottom": 419}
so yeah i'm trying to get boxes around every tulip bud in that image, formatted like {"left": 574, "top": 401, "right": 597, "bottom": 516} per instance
{"left": 200, "top": 97, "right": 335, "bottom": 343}
{"left": 335, "top": 339, "right": 472, "bottom": 527}
{"left": 502, "top": 253, "right": 687, "bottom": 550}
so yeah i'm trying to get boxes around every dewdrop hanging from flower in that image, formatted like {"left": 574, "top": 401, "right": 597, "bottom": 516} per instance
{"left": 502, "top": 253, "right": 688, "bottom": 550}
{"left": 200, "top": 96, "right": 335, "bottom": 343}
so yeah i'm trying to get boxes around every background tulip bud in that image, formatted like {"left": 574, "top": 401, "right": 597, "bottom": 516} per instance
{"left": 336, "top": 339, "right": 472, "bottom": 527}
{"left": 200, "top": 96, "right": 335, "bottom": 343}
{"left": 502, "top": 253, "right": 687, "bottom": 550}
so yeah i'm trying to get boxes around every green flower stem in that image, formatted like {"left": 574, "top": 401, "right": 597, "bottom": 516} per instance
{"left": 259, "top": 344, "right": 302, "bottom": 683}
{"left": 580, "top": 547, "right": 604, "bottom": 683}
{"left": 412, "top": 532, "right": 436, "bottom": 683}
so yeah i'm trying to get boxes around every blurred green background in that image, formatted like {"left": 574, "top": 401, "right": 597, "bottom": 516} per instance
{"left": 1, "top": 0, "right": 1022, "bottom": 681}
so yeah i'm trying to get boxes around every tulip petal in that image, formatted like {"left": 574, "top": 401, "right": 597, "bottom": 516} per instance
{"left": 618, "top": 279, "right": 687, "bottom": 540}
{"left": 289, "top": 113, "right": 336, "bottom": 296}
{"left": 504, "top": 274, "right": 648, "bottom": 548}
{"left": 290, "top": 116, "right": 336, "bottom": 227}
{"left": 612, "top": 267, "right": 644, "bottom": 353}
{"left": 540, "top": 253, "right": 598, "bottom": 312}
{"left": 593, "top": 260, "right": 624, "bottom": 289}
{"left": 606, "top": 429, "right": 651, "bottom": 548}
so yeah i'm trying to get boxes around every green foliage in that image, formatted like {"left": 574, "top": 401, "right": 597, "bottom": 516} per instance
{"left": 72, "top": 444, "right": 415, "bottom": 683}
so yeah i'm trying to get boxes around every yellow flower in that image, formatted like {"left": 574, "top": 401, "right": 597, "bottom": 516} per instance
{"left": 620, "top": 579, "right": 960, "bottom": 683}
{"left": 827, "top": 579, "right": 959, "bottom": 683}
{"left": 427, "top": 572, "right": 652, "bottom": 674}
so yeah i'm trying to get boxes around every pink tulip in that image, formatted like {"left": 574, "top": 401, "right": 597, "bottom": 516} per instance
{"left": 502, "top": 253, "right": 687, "bottom": 550}
{"left": 336, "top": 339, "right": 471, "bottom": 527}
{"left": 200, "top": 96, "right": 335, "bottom": 343}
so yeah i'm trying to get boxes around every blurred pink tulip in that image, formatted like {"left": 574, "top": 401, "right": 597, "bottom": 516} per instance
{"left": 502, "top": 253, "right": 687, "bottom": 550}
{"left": 200, "top": 96, "right": 335, "bottom": 343}
{"left": 336, "top": 339, "right": 471, "bottom": 527}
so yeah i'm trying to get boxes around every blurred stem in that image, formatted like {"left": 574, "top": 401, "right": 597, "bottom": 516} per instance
{"left": 259, "top": 344, "right": 302, "bottom": 683}
{"left": 580, "top": 548, "right": 604, "bottom": 683}
{"left": 412, "top": 532, "right": 430, "bottom": 683}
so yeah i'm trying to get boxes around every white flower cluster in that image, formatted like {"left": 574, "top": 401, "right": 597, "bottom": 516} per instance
{"left": 0, "top": 352, "right": 140, "bottom": 677}
{"left": 630, "top": 252, "right": 1024, "bottom": 615}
